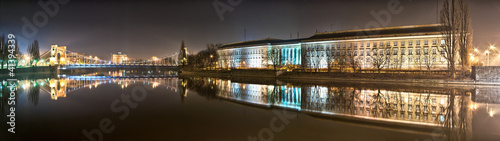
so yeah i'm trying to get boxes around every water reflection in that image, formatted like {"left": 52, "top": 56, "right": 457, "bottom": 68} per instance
{"left": 1, "top": 74, "right": 499, "bottom": 140}
{"left": 181, "top": 76, "right": 499, "bottom": 141}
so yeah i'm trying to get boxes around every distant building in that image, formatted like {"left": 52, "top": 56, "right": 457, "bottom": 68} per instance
{"left": 112, "top": 51, "right": 128, "bottom": 64}
{"left": 218, "top": 24, "right": 456, "bottom": 70}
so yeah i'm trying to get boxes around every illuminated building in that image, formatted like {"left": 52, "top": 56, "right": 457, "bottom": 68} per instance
{"left": 112, "top": 51, "right": 128, "bottom": 64}
{"left": 218, "top": 24, "right": 455, "bottom": 70}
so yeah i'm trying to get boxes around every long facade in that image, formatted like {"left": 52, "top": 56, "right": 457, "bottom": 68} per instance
{"left": 218, "top": 24, "right": 452, "bottom": 70}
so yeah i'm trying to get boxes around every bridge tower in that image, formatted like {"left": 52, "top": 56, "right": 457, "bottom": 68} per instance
{"left": 50, "top": 45, "right": 67, "bottom": 65}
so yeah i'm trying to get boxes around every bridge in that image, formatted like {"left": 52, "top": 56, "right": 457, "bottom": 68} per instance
{"left": 35, "top": 44, "right": 187, "bottom": 70}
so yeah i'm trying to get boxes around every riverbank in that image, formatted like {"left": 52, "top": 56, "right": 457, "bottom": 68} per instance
{"left": 0, "top": 66, "right": 57, "bottom": 78}
{"left": 179, "top": 69, "right": 499, "bottom": 86}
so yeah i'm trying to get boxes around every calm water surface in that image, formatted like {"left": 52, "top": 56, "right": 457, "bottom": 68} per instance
{"left": 1, "top": 70, "right": 500, "bottom": 141}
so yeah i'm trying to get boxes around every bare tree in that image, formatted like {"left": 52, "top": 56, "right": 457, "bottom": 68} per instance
{"left": 347, "top": 49, "right": 360, "bottom": 73}
{"left": 268, "top": 46, "right": 281, "bottom": 70}
{"left": 370, "top": 48, "right": 388, "bottom": 73}
{"left": 458, "top": 0, "right": 473, "bottom": 71}
{"left": 440, "top": 0, "right": 472, "bottom": 77}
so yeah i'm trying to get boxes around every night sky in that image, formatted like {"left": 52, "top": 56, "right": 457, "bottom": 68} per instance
{"left": 1, "top": 0, "right": 499, "bottom": 60}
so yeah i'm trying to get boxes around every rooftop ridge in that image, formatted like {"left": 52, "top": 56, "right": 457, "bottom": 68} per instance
{"left": 223, "top": 38, "right": 282, "bottom": 46}
{"left": 315, "top": 24, "right": 443, "bottom": 35}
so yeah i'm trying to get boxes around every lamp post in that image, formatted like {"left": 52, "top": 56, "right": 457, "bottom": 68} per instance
{"left": 486, "top": 50, "right": 490, "bottom": 66}
{"left": 490, "top": 45, "right": 495, "bottom": 66}
{"left": 210, "top": 54, "right": 213, "bottom": 70}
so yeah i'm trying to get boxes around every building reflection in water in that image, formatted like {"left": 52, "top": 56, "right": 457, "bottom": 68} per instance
{"left": 185, "top": 77, "right": 477, "bottom": 141}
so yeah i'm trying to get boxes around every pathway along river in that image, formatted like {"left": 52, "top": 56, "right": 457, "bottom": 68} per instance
{"left": 1, "top": 70, "right": 499, "bottom": 141}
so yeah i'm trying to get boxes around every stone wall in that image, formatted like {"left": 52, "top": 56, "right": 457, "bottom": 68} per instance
{"left": 471, "top": 66, "right": 500, "bottom": 82}
{"left": 231, "top": 69, "right": 284, "bottom": 77}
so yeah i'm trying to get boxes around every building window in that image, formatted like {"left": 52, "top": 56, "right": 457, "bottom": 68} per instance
{"left": 409, "top": 41, "right": 413, "bottom": 46}
{"left": 343, "top": 44, "right": 346, "bottom": 48}
{"left": 367, "top": 43, "right": 370, "bottom": 47}
{"left": 441, "top": 57, "right": 446, "bottom": 62}
{"left": 393, "top": 48, "right": 398, "bottom": 55}
{"left": 360, "top": 43, "right": 364, "bottom": 47}
{"left": 432, "top": 57, "right": 436, "bottom": 62}
{"left": 440, "top": 40, "right": 445, "bottom": 45}
{"left": 425, "top": 57, "right": 429, "bottom": 62}
{"left": 387, "top": 42, "right": 391, "bottom": 46}
{"left": 386, "top": 49, "right": 390, "bottom": 55}
{"left": 354, "top": 51, "right": 358, "bottom": 56}
{"left": 401, "top": 41, "right": 405, "bottom": 46}
{"left": 380, "top": 42, "right": 384, "bottom": 46}
{"left": 409, "top": 57, "right": 413, "bottom": 62}
{"left": 354, "top": 43, "right": 358, "bottom": 47}
{"left": 416, "top": 48, "right": 421, "bottom": 55}
{"left": 433, "top": 40, "right": 437, "bottom": 45}
{"left": 432, "top": 47, "right": 437, "bottom": 54}
{"left": 393, "top": 41, "right": 398, "bottom": 46}
{"left": 424, "top": 47, "right": 429, "bottom": 55}
{"left": 416, "top": 40, "right": 421, "bottom": 45}
{"left": 401, "top": 48, "right": 405, "bottom": 55}
{"left": 373, "top": 42, "right": 377, "bottom": 47}
{"left": 360, "top": 50, "right": 364, "bottom": 56}
{"left": 424, "top": 40, "right": 428, "bottom": 45}
{"left": 348, "top": 44, "right": 352, "bottom": 48}
{"left": 416, "top": 57, "right": 420, "bottom": 62}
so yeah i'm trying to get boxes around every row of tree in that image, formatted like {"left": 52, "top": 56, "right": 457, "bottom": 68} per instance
{"left": 178, "top": 40, "right": 222, "bottom": 70}
{"left": 0, "top": 33, "right": 41, "bottom": 69}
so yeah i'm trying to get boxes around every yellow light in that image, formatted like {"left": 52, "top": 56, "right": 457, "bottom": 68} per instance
{"left": 61, "top": 57, "right": 65, "bottom": 61}
{"left": 490, "top": 45, "right": 495, "bottom": 49}
{"left": 474, "top": 48, "right": 478, "bottom": 52}
{"left": 25, "top": 56, "right": 30, "bottom": 60}
{"left": 486, "top": 50, "right": 490, "bottom": 54}
{"left": 490, "top": 110, "right": 494, "bottom": 117}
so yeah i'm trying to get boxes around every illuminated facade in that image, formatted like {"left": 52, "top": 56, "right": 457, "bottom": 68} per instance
{"left": 218, "top": 24, "right": 452, "bottom": 70}
{"left": 112, "top": 51, "right": 128, "bottom": 64}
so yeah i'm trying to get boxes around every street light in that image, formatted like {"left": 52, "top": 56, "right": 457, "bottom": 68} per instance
{"left": 210, "top": 55, "right": 213, "bottom": 70}
{"left": 486, "top": 50, "right": 490, "bottom": 66}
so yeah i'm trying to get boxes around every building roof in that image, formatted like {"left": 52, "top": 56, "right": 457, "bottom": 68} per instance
{"left": 220, "top": 38, "right": 283, "bottom": 49}
{"left": 219, "top": 24, "right": 444, "bottom": 49}
{"left": 305, "top": 24, "right": 444, "bottom": 42}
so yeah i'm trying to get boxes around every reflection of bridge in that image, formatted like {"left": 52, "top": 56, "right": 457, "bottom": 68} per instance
{"left": 37, "top": 76, "right": 180, "bottom": 100}
{"left": 38, "top": 45, "right": 185, "bottom": 69}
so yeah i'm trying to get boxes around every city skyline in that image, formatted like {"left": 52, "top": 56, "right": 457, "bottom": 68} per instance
{"left": 2, "top": 0, "right": 500, "bottom": 60}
